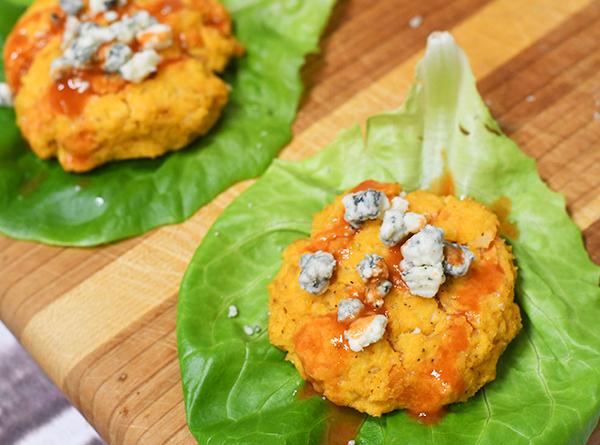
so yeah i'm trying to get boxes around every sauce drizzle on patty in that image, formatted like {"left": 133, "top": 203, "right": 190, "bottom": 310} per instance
{"left": 4, "top": 7, "right": 65, "bottom": 92}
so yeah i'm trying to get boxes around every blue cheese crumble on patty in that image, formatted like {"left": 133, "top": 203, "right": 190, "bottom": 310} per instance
{"left": 337, "top": 298, "right": 365, "bottom": 322}
{"left": 298, "top": 250, "right": 336, "bottom": 295}
{"left": 356, "top": 254, "right": 386, "bottom": 281}
{"left": 400, "top": 225, "right": 446, "bottom": 298}
{"left": 102, "top": 43, "right": 133, "bottom": 72}
{"left": 60, "top": 0, "right": 84, "bottom": 16}
{"left": 356, "top": 253, "right": 393, "bottom": 308}
{"left": 344, "top": 314, "right": 388, "bottom": 352}
{"left": 380, "top": 195, "right": 426, "bottom": 246}
{"left": 342, "top": 189, "right": 389, "bottom": 229}
{"left": 89, "top": 0, "right": 127, "bottom": 16}
{"left": 51, "top": 1, "right": 172, "bottom": 83}
{"left": 119, "top": 49, "right": 160, "bottom": 82}
{"left": 443, "top": 241, "right": 475, "bottom": 277}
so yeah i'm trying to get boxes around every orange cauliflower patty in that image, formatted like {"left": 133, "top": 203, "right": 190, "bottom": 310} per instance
{"left": 268, "top": 181, "right": 521, "bottom": 417}
{"left": 3, "top": 0, "right": 243, "bottom": 172}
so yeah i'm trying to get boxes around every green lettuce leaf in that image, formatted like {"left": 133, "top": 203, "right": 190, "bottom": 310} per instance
{"left": 0, "top": 0, "right": 335, "bottom": 246}
{"left": 177, "top": 32, "right": 600, "bottom": 444}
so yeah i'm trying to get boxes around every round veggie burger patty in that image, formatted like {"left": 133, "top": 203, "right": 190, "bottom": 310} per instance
{"left": 268, "top": 180, "right": 521, "bottom": 417}
{"left": 3, "top": 0, "right": 243, "bottom": 172}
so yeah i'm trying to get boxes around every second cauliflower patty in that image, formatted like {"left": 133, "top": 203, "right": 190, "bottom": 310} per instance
{"left": 268, "top": 180, "right": 521, "bottom": 417}
{"left": 3, "top": 0, "right": 243, "bottom": 172}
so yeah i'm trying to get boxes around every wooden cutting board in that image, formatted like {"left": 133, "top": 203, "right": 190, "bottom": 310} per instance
{"left": 1, "top": 0, "right": 599, "bottom": 443}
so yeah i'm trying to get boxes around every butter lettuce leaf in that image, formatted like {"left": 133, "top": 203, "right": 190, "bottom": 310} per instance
{"left": 177, "top": 33, "right": 600, "bottom": 444}
{"left": 0, "top": 0, "right": 335, "bottom": 245}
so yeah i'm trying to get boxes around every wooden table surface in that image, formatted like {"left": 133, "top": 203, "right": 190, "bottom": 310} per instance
{"left": 1, "top": 0, "right": 600, "bottom": 443}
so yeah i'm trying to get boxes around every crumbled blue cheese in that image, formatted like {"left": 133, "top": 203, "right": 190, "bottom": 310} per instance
{"left": 109, "top": 15, "right": 136, "bottom": 43}
{"left": 51, "top": 7, "right": 167, "bottom": 83}
{"left": 62, "top": 16, "right": 80, "bottom": 49}
{"left": 342, "top": 189, "right": 389, "bottom": 229}
{"left": 364, "top": 279, "right": 393, "bottom": 309}
{"left": 109, "top": 11, "right": 157, "bottom": 43}
{"left": 298, "top": 251, "right": 336, "bottom": 295}
{"left": 390, "top": 194, "right": 409, "bottom": 212}
{"left": 400, "top": 225, "right": 446, "bottom": 298}
{"left": 443, "top": 241, "right": 475, "bottom": 277}
{"left": 404, "top": 212, "right": 426, "bottom": 232}
{"left": 80, "top": 22, "right": 116, "bottom": 44}
{"left": 401, "top": 225, "right": 444, "bottom": 267}
{"left": 136, "top": 23, "right": 173, "bottom": 50}
{"left": 89, "top": 0, "right": 126, "bottom": 16}
{"left": 104, "top": 10, "right": 119, "bottom": 22}
{"left": 380, "top": 195, "right": 426, "bottom": 246}
{"left": 0, "top": 83, "right": 13, "bottom": 108}
{"left": 89, "top": 0, "right": 108, "bottom": 15}
{"left": 50, "top": 57, "right": 74, "bottom": 80}
{"left": 67, "top": 30, "right": 105, "bottom": 64}
{"left": 243, "top": 324, "right": 261, "bottom": 336}
{"left": 344, "top": 314, "right": 388, "bottom": 352}
{"left": 60, "top": 0, "right": 83, "bottom": 16}
{"left": 227, "top": 305, "right": 238, "bottom": 318}
{"left": 103, "top": 43, "right": 132, "bottom": 73}
{"left": 400, "top": 264, "right": 445, "bottom": 298}
{"left": 119, "top": 49, "right": 160, "bottom": 83}
{"left": 357, "top": 254, "right": 392, "bottom": 308}
{"left": 356, "top": 254, "right": 385, "bottom": 281}
{"left": 376, "top": 280, "right": 392, "bottom": 296}
{"left": 379, "top": 210, "right": 406, "bottom": 246}
{"left": 337, "top": 298, "right": 364, "bottom": 322}
{"left": 54, "top": 22, "right": 116, "bottom": 77}
{"left": 131, "top": 11, "right": 157, "bottom": 33}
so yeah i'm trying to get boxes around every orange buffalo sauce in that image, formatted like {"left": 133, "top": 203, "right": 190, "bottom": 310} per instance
{"left": 405, "top": 320, "right": 470, "bottom": 422}
{"left": 47, "top": 68, "right": 128, "bottom": 116}
{"left": 144, "top": 0, "right": 184, "bottom": 17}
{"left": 429, "top": 149, "right": 455, "bottom": 196}
{"left": 350, "top": 179, "right": 401, "bottom": 199}
{"left": 490, "top": 196, "right": 519, "bottom": 240}
{"left": 454, "top": 257, "right": 505, "bottom": 312}
{"left": 430, "top": 170, "right": 455, "bottom": 196}
{"left": 306, "top": 212, "right": 355, "bottom": 262}
{"left": 408, "top": 407, "right": 447, "bottom": 425}
{"left": 293, "top": 314, "right": 350, "bottom": 384}
{"left": 48, "top": 78, "right": 90, "bottom": 116}
{"left": 298, "top": 382, "right": 366, "bottom": 445}
{"left": 405, "top": 255, "right": 505, "bottom": 422}
{"left": 444, "top": 242, "right": 464, "bottom": 267}
{"left": 305, "top": 180, "right": 402, "bottom": 261}
{"left": 3, "top": 6, "right": 65, "bottom": 92}
{"left": 385, "top": 244, "right": 408, "bottom": 291}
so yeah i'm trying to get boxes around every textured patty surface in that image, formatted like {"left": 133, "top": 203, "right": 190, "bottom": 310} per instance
{"left": 4, "top": 0, "right": 242, "bottom": 171}
{"left": 268, "top": 182, "right": 522, "bottom": 416}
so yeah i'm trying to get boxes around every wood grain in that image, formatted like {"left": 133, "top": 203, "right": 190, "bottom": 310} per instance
{"left": 1, "top": 0, "right": 599, "bottom": 444}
